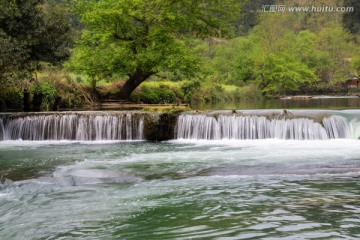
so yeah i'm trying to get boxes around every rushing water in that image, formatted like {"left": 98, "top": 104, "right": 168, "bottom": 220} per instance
{"left": 1, "top": 109, "right": 360, "bottom": 141}
{"left": 176, "top": 115, "right": 352, "bottom": 140}
{"left": 1, "top": 140, "right": 360, "bottom": 239}
{"left": 0, "top": 113, "right": 144, "bottom": 141}
{"left": 2, "top": 110, "right": 360, "bottom": 239}
{"left": 175, "top": 109, "right": 360, "bottom": 140}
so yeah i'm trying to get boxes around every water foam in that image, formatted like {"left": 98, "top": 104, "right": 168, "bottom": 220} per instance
{"left": 176, "top": 114, "right": 352, "bottom": 140}
{"left": 0, "top": 113, "right": 144, "bottom": 141}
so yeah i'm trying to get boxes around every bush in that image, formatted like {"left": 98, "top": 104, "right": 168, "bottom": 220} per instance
{"left": 181, "top": 79, "right": 201, "bottom": 102}
{"left": 132, "top": 79, "right": 261, "bottom": 105}
{"left": 32, "top": 82, "right": 58, "bottom": 111}
{"left": 132, "top": 82, "right": 180, "bottom": 104}
{"left": 200, "top": 83, "right": 224, "bottom": 103}
{"left": 0, "top": 87, "right": 23, "bottom": 110}
{"left": 232, "top": 83, "right": 259, "bottom": 99}
{"left": 180, "top": 80, "right": 261, "bottom": 104}
{"left": 37, "top": 70, "right": 94, "bottom": 109}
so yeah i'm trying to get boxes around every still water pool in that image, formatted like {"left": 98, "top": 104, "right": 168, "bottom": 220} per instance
{"left": 1, "top": 139, "right": 360, "bottom": 239}
{"left": 192, "top": 96, "right": 360, "bottom": 110}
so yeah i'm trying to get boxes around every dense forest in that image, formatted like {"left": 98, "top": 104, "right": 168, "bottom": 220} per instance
{"left": 0, "top": 0, "right": 359, "bottom": 111}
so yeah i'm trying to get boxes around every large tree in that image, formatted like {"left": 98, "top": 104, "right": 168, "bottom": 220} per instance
{"left": 0, "top": 0, "right": 72, "bottom": 111}
{"left": 69, "top": 0, "right": 239, "bottom": 100}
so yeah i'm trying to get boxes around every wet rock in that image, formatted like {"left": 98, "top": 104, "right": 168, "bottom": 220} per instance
{"left": 144, "top": 112, "right": 180, "bottom": 141}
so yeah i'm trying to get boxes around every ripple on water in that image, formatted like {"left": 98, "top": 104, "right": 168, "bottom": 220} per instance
{"left": 276, "top": 222, "right": 323, "bottom": 232}
{"left": 247, "top": 222, "right": 280, "bottom": 230}
{"left": 1, "top": 140, "right": 360, "bottom": 239}
{"left": 154, "top": 225, "right": 238, "bottom": 239}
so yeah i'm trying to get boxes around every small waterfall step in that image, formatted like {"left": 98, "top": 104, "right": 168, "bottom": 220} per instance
{"left": 176, "top": 112, "right": 354, "bottom": 140}
{"left": 0, "top": 112, "right": 144, "bottom": 141}
{"left": 2, "top": 109, "right": 360, "bottom": 141}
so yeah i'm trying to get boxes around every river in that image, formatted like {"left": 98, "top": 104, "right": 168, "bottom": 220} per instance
{"left": 1, "top": 140, "right": 360, "bottom": 239}
{"left": 192, "top": 96, "right": 360, "bottom": 110}
{"left": 1, "top": 109, "right": 360, "bottom": 239}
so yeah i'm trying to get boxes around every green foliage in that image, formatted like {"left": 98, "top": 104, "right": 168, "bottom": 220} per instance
{"left": 316, "top": 26, "right": 354, "bottom": 83}
{"left": 32, "top": 82, "right": 58, "bottom": 111}
{"left": 68, "top": 0, "right": 240, "bottom": 98}
{"left": 343, "top": 0, "right": 360, "bottom": 34}
{"left": 132, "top": 82, "right": 182, "bottom": 104}
{"left": 231, "top": 37, "right": 256, "bottom": 84}
{"left": 139, "top": 86, "right": 176, "bottom": 104}
{"left": 33, "top": 69, "right": 93, "bottom": 110}
{"left": 198, "top": 10, "right": 356, "bottom": 97}
{"left": 181, "top": 79, "right": 237, "bottom": 103}
{"left": 0, "top": 87, "right": 23, "bottom": 110}
{"left": 197, "top": 83, "right": 225, "bottom": 103}
{"left": 190, "top": 3, "right": 360, "bottom": 97}
{"left": 233, "top": 83, "right": 260, "bottom": 99}
{"left": 295, "top": 30, "right": 318, "bottom": 68}
{"left": 0, "top": 0, "right": 73, "bottom": 85}
{"left": 181, "top": 79, "right": 202, "bottom": 103}
{"left": 256, "top": 53, "right": 316, "bottom": 96}
{"left": 2, "top": 0, "right": 360, "bottom": 111}
{"left": 236, "top": 0, "right": 275, "bottom": 35}
{"left": 352, "top": 51, "right": 360, "bottom": 76}
{"left": 234, "top": 17, "right": 317, "bottom": 96}
{"left": 65, "top": 44, "right": 116, "bottom": 90}
{"left": 130, "top": 79, "right": 254, "bottom": 105}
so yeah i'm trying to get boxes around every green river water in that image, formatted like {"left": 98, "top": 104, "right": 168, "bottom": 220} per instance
{"left": 1, "top": 139, "right": 360, "bottom": 239}
{"left": 192, "top": 96, "right": 360, "bottom": 110}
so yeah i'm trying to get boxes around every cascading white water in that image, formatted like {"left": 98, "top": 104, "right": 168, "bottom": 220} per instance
{"left": 322, "top": 115, "right": 351, "bottom": 139}
{"left": 0, "top": 114, "right": 144, "bottom": 141}
{"left": 0, "top": 118, "right": 4, "bottom": 140}
{"left": 176, "top": 114, "right": 352, "bottom": 140}
{"left": 2, "top": 111, "right": 359, "bottom": 141}
{"left": 349, "top": 118, "right": 360, "bottom": 139}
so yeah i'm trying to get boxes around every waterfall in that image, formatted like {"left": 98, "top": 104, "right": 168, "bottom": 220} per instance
{"left": 176, "top": 114, "right": 352, "bottom": 140}
{"left": 0, "top": 118, "right": 4, "bottom": 140}
{"left": 0, "top": 113, "right": 144, "bottom": 141}
{"left": 349, "top": 118, "right": 360, "bottom": 139}
{"left": 2, "top": 111, "right": 359, "bottom": 141}
{"left": 322, "top": 115, "right": 351, "bottom": 139}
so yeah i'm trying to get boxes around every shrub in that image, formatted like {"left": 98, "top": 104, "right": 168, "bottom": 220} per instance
{"left": 32, "top": 82, "right": 58, "bottom": 111}
{"left": 132, "top": 81, "right": 182, "bottom": 104}
{"left": 37, "top": 70, "right": 94, "bottom": 109}
{"left": 181, "top": 79, "right": 201, "bottom": 103}
{"left": 232, "top": 83, "right": 259, "bottom": 99}
{"left": 0, "top": 87, "right": 23, "bottom": 110}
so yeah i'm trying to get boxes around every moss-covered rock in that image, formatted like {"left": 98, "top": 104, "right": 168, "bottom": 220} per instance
{"left": 144, "top": 112, "right": 180, "bottom": 141}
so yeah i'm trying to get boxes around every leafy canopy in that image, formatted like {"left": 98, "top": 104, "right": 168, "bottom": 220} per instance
{"left": 68, "top": 0, "right": 240, "bottom": 95}
{"left": 0, "top": 0, "right": 72, "bottom": 85}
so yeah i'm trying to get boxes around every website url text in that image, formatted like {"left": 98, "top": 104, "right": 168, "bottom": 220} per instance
{"left": 262, "top": 5, "right": 354, "bottom": 13}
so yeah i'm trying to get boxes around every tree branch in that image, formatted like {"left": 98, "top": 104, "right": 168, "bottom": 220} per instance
{"left": 113, "top": 33, "right": 133, "bottom": 41}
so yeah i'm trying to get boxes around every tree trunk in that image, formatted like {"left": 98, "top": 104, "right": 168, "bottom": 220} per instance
{"left": 32, "top": 93, "right": 43, "bottom": 112}
{"left": 117, "top": 68, "right": 154, "bottom": 100}
{"left": 0, "top": 98, "right": 5, "bottom": 112}
{"left": 24, "top": 90, "right": 31, "bottom": 112}
{"left": 52, "top": 96, "right": 62, "bottom": 111}
{"left": 260, "top": 73, "right": 269, "bottom": 91}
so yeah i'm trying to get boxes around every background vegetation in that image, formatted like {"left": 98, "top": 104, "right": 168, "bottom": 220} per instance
{"left": 0, "top": 0, "right": 359, "bottom": 111}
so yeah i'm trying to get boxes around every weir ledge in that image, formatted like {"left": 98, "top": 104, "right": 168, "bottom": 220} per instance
{"left": 0, "top": 109, "right": 345, "bottom": 141}
{"left": 185, "top": 110, "right": 334, "bottom": 124}
{"left": 0, "top": 110, "right": 182, "bottom": 141}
